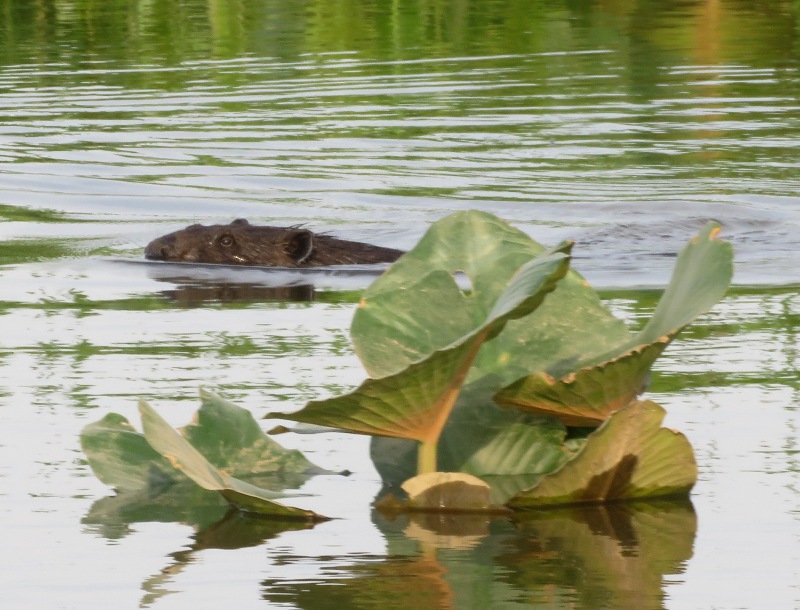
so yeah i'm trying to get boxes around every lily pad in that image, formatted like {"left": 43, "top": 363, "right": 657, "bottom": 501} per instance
{"left": 507, "top": 400, "right": 697, "bottom": 509}
{"left": 496, "top": 222, "right": 733, "bottom": 425}
{"left": 140, "top": 400, "right": 326, "bottom": 521}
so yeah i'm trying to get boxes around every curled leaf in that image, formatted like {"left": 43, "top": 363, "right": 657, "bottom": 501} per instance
{"left": 140, "top": 400, "right": 327, "bottom": 521}
{"left": 507, "top": 401, "right": 697, "bottom": 509}
{"left": 265, "top": 245, "right": 571, "bottom": 453}
{"left": 496, "top": 222, "right": 733, "bottom": 425}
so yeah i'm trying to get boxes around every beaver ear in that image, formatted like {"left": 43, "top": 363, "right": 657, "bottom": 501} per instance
{"left": 285, "top": 230, "right": 314, "bottom": 264}
{"left": 231, "top": 218, "right": 250, "bottom": 226}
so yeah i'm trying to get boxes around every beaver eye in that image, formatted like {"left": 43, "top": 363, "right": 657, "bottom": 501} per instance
{"left": 219, "top": 234, "right": 234, "bottom": 247}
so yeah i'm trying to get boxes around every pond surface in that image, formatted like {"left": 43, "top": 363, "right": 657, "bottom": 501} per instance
{"left": 1, "top": 1, "right": 799, "bottom": 608}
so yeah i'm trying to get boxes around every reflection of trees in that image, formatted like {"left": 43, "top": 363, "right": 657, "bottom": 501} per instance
{"left": 3, "top": 1, "right": 795, "bottom": 72}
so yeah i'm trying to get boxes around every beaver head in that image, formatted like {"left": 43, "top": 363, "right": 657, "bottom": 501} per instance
{"left": 144, "top": 219, "right": 318, "bottom": 266}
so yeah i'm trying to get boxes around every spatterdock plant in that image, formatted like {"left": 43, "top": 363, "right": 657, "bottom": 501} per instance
{"left": 269, "top": 211, "right": 732, "bottom": 510}
{"left": 264, "top": 212, "right": 578, "bottom": 475}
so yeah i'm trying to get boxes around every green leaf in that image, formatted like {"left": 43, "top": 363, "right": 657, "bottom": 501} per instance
{"left": 139, "top": 400, "right": 327, "bottom": 521}
{"left": 637, "top": 223, "right": 733, "bottom": 344}
{"left": 182, "top": 389, "right": 326, "bottom": 477}
{"left": 451, "top": 409, "right": 572, "bottom": 478}
{"left": 351, "top": 211, "right": 543, "bottom": 377}
{"left": 495, "top": 342, "right": 665, "bottom": 426}
{"left": 80, "top": 412, "right": 180, "bottom": 492}
{"left": 369, "top": 379, "right": 573, "bottom": 479}
{"left": 371, "top": 403, "right": 583, "bottom": 505}
{"left": 264, "top": 245, "right": 571, "bottom": 453}
{"left": 351, "top": 210, "right": 625, "bottom": 380}
{"left": 367, "top": 368, "right": 588, "bottom": 501}
{"left": 349, "top": 209, "right": 633, "bottom": 437}
{"left": 81, "top": 390, "right": 329, "bottom": 496}
{"left": 507, "top": 401, "right": 697, "bottom": 509}
{"left": 470, "top": 266, "right": 631, "bottom": 385}
{"left": 496, "top": 222, "right": 733, "bottom": 425}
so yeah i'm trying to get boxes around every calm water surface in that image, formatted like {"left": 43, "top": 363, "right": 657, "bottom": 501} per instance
{"left": 1, "top": 1, "right": 799, "bottom": 608}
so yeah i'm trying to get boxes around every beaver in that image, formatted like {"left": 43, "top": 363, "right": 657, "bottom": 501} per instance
{"left": 144, "top": 219, "right": 404, "bottom": 267}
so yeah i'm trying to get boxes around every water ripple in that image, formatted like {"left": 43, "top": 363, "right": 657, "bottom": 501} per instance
{"left": 1, "top": 50, "right": 799, "bottom": 285}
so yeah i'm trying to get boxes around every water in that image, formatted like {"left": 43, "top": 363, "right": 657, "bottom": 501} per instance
{"left": 1, "top": 1, "right": 799, "bottom": 608}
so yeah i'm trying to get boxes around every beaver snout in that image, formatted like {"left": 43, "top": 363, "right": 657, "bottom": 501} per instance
{"left": 144, "top": 236, "right": 173, "bottom": 261}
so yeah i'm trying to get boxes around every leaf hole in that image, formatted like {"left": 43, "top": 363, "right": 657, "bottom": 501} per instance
{"left": 452, "top": 271, "right": 473, "bottom": 295}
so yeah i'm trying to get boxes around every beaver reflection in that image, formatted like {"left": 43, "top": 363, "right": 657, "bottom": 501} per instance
{"left": 157, "top": 279, "right": 315, "bottom": 306}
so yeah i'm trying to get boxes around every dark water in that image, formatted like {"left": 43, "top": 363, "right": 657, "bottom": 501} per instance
{"left": 1, "top": 1, "right": 799, "bottom": 608}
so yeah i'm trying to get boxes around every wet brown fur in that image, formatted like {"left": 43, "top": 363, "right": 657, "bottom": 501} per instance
{"left": 145, "top": 219, "right": 403, "bottom": 267}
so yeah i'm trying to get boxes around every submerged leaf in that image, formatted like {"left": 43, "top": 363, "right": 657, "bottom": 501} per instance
{"left": 507, "top": 401, "right": 697, "bottom": 509}
{"left": 496, "top": 222, "right": 733, "bottom": 425}
{"left": 139, "top": 400, "right": 327, "bottom": 521}
{"left": 404, "top": 472, "right": 495, "bottom": 511}
{"left": 376, "top": 472, "right": 509, "bottom": 514}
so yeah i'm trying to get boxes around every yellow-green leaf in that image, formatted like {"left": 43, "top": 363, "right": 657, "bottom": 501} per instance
{"left": 496, "top": 222, "right": 733, "bottom": 425}
{"left": 264, "top": 246, "right": 570, "bottom": 452}
{"left": 140, "top": 400, "right": 326, "bottom": 521}
{"left": 507, "top": 401, "right": 697, "bottom": 509}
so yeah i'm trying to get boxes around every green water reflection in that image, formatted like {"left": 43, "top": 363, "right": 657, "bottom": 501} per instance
{"left": 2, "top": 0, "right": 798, "bottom": 67}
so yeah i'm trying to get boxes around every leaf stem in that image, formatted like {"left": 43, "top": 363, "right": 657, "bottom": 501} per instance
{"left": 418, "top": 440, "right": 438, "bottom": 474}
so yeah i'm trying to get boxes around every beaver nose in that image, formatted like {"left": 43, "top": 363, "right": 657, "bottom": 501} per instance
{"left": 144, "top": 238, "right": 169, "bottom": 260}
